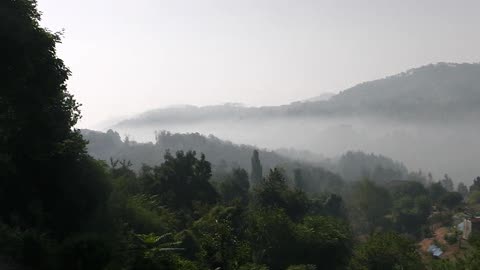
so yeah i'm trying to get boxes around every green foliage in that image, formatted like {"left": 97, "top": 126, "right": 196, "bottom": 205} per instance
{"left": 0, "top": 1, "right": 113, "bottom": 265}
{"left": 294, "top": 168, "right": 305, "bottom": 190}
{"left": 219, "top": 168, "right": 250, "bottom": 204}
{"left": 429, "top": 249, "right": 480, "bottom": 270}
{"left": 388, "top": 181, "right": 432, "bottom": 236}
{"left": 123, "top": 194, "right": 178, "bottom": 234}
{"left": 238, "top": 263, "right": 269, "bottom": 270}
{"left": 251, "top": 150, "right": 263, "bottom": 186}
{"left": 429, "top": 182, "right": 448, "bottom": 203}
{"left": 134, "top": 232, "right": 183, "bottom": 256}
{"left": 440, "top": 174, "right": 455, "bottom": 192}
{"left": 391, "top": 195, "right": 431, "bottom": 236}
{"left": 444, "top": 231, "right": 458, "bottom": 245}
{"left": 246, "top": 208, "right": 352, "bottom": 269}
{"left": 295, "top": 216, "right": 353, "bottom": 269}
{"left": 350, "top": 232, "right": 423, "bottom": 270}
{"left": 59, "top": 233, "right": 113, "bottom": 270}
{"left": 428, "top": 212, "right": 453, "bottom": 227}
{"left": 457, "top": 182, "right": 469, "bottom": 198}
{"left": 468, "top": 190, "right": 480, "bottom": 204}
{"left": 192, "top": 205, "right": 249, "bottom": 269}
{"left": 83, "top": 129, "right": 347, "bottom": 195}
{"left": 468, "top": 232, "right": 480, "bottom": 249}
{"left": 0, "top": 223, "right": 57, "bottom": 269}
{"left": 338, "top": 151, "right": 407, "bottom": 182}
{"left": 287, "top": 265, "right": 317, "bottom": 270}
{"left": 309, "top": 193, "right": 347, "bottom": 219}
{"left": 470, "top": 177, "right": 480, "bottom": 193}
{"left": 390, "top": 180, "right": 428, "bottom": 199}
{"left": 254, "top": 168, "right": 310, "bottom": 221}
{"left": 1, "top": 5, "right": 470, "bottom": 268}
{"left": 246, "top": 208, "right": 296, "bottom": 268}
{"left": 0, "top": 1, "right": 413, "bottom": 269}
{"left": 0, "top": 0, "right": 111, "bottom": 237}
{"left": 141, "top": 150, "right": 219, "bottom": 212}
{"left": 286, "top": 163, "right": 345, "bottom": 195}
{"left": 349, "top": 179, "right": 392, "bottom": 233}
{"left": 439, "top": 192, "right": 463, "bottom": 209}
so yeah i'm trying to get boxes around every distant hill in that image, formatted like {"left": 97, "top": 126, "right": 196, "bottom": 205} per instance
{"left": 82, "top": 129, "right": 293, "bottom": 172}
{"left": 82, "top": 129, "right": 416, "bottom": 190}
{"left": 115, "top": 62, "right": 480, "bottom": 126}
{"left": 81, "top": 129, "right": 348, "bottom": 194}
{"left": 326, "top": 62, "right": 480, "bottom": 121}
{"left": 301, "top": 92, "right": 335, "bottom": 102}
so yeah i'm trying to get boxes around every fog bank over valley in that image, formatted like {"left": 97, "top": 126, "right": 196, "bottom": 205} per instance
{"left": 101, "top": 63, "right": 480, "bottom": 184}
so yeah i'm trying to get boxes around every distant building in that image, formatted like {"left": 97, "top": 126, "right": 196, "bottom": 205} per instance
{"left": 462, "top": 217, "right": 480, "bottom": 239}
{"left": 428, "top": 244, "right": 443, "bottom": 257}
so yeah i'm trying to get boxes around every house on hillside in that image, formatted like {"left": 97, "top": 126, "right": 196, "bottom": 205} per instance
{"left": 462, "top": 217, "right": 480, "bottom": 239}
{"left": 428, "top": 244, "right": 443, "bottom": 258}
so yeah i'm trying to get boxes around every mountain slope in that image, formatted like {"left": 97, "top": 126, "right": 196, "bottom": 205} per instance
{"left": 82, "top": 129, "right": 292, "bottom": 172}
{"left": 81, "top": 129, "right": 348, "bottom": 194}
{"left": 115, "top": 62, "right": 480, "bottom": 126}
{"left": 82, "top": 129, "right": 418, "bottom": 193}
{"left": 327, "top": 62, "right": 480, "bottom": 120}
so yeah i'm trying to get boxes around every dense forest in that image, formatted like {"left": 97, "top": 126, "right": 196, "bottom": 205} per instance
{"left": 83, "top": 129, "right": 421, "bottom": 194}
{"left": 3, "top": 1, "right": 480, "bottom": 270}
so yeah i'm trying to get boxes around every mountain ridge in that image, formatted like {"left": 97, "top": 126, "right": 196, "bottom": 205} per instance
{"left": 115, "top": 62, "right": 480, "bottom": 127}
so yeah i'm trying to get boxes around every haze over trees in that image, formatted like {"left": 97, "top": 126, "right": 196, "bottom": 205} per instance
{"left": 250, "top": 150, "right": 263, "bottom": 187}
{"left": 111, "top": 63, "right": 480, "bottom": 185}
{"left": 3, "top": 1, "right": 480, "bottom": 269}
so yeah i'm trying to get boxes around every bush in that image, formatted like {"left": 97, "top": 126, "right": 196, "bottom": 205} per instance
{"left": 124, "top": 194, "right": 178, "bottom": 234}
{"left": 239, "top": 264, "right": 269, "bottom": 270}
{"left": 350, "top": 232, "right": 423, "bottom": 270}
{"left": 444, "top": 232, "right": 458, "bottom": 245}
{"left": 287, "top": 265, "right": 317, "bottom": 270}
{"left": 60, "top": 233, "right": 112, "bottom": 270}
{"left": 0, "top": 223, "right": 57, "bottom": 270}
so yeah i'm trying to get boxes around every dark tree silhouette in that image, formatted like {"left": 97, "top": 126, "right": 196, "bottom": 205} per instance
{"left": 141, "top": 150, "right": 218, "bottom": 211}
{"left": 250, "top": 149, "right": 263, "bottom": 186}
{"left": 440, "top": 174, "right": 454, "bottom": 192}
{"left": 0, "top": 0, "right": 110, "bottom": 234}
{"left": 457, "top": 182, "right": 469, "bottom": 197}
{"left": 470, "top": 177, "right": 480, "bottom": 193}
{"left": 294, "top": 168, "right": 305, "bottom": 190}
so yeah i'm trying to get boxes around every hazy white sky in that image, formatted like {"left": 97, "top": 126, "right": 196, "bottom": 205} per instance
{"left": 37, "top": 0, "right": 480, "bottom": 128}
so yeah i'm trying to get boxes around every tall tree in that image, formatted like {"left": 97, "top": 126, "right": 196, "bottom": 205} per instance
{"left": 141, "top": 150, "right": 218, "bottom": 211}
{"left": 350, "top": 179, "right": 392, "bottom": 233}
{"left": 439, "top": 192, "right": 463, "bottom": 209}
{"left": 440, "top": 174, "right": 454, "bottom": 192}
{"left": 293, "top": 169, "right": 305, "bottom": 190}
{"left": 470, "top": 177, "right": 480, "bottom": 193}
{"left": 220, "top": 168, "right": 250, "bottom": 204}
{"left": 457, "top": 182, "right": 469, "bottom": 198}
{"left": 254, "top": 168, "right": 309, "bottom": 221}
{"left": 429, "top": 182, "right": 448, "bottom": 203}
{"left": 250, "top": 149, "right": 263, "bottom": 187}
{"left": 0, "top": 0, "right": 109, "bottom": 234}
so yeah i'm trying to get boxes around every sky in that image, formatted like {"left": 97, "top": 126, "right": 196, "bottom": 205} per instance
{"left": 37, "top": 0, "right": 480, "bottom": 128}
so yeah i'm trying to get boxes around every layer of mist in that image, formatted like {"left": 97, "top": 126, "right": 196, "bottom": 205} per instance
{"left": 111, "top": 116, "right": 479, "bottom": 185}
{"left": 107, "top": 63, "right": 480, "bottom": 184}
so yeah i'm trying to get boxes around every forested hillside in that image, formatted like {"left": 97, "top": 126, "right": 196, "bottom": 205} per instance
{"left": 3, "top": 1, "right": 480, "bottom": 269}
{"left": 109, "top": 63, "right": 480, "bottom": 185}
{"left": 82, "top": 129, "right": 346, "bottom": 195}
{"left": 83, "top": 129, "right": 420, "bottom": 193}
{"left": 82, "top": 129, "right": 292, "bottom": 172}
{"left": 116, "top": 63, "right": 480, "bottom": 126}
